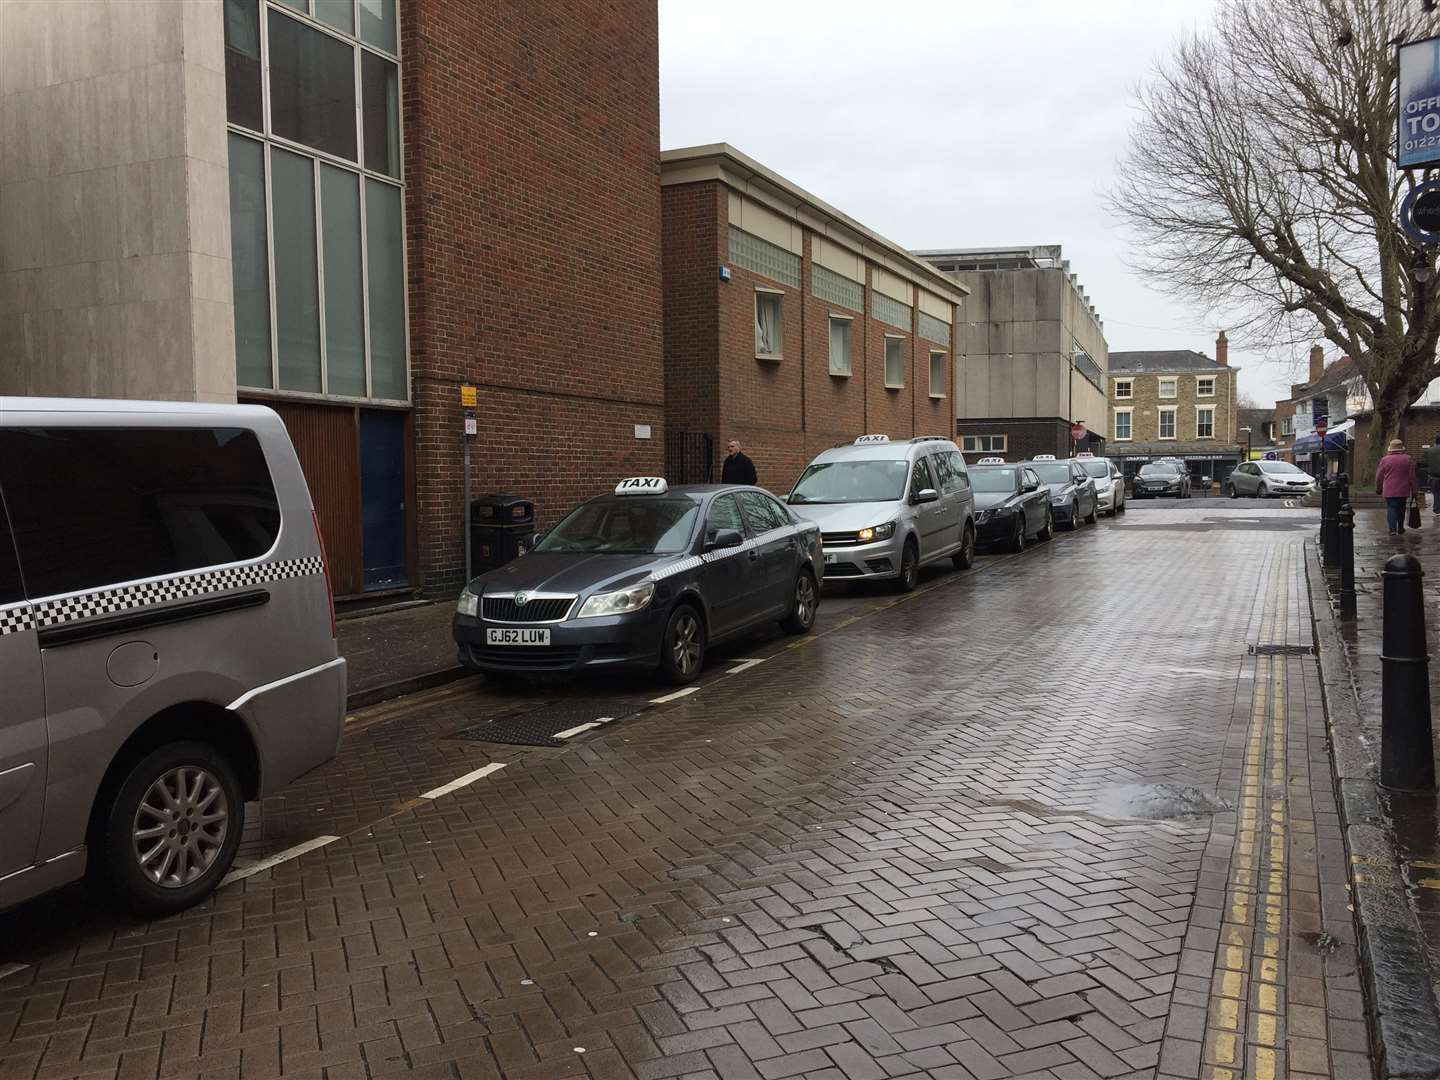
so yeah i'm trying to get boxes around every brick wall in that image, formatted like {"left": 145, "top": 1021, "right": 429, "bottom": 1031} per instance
{"left": 955, "top": 418, "right": 1069, "bottom": 462}
{"left": 661, "top": 183, "right": 721, "bottom": 463}
{"left": 1109, "top": 368, "right": 1234, "bottom": 445}
{"left": 403, "top": 0, "right": 664, "bottom": 594}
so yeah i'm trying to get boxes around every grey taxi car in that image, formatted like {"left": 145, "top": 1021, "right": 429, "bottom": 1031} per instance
{"left": 787, "top": 435, "right": 976, "bottom": 591}
{"left": 1022, "top": 456, "right": 1099, "bottom": 529}
{"left": 1, "top": 399, "right": 345, "bottom": 916}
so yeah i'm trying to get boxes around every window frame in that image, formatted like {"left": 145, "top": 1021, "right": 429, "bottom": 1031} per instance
{"left": 883, "top": 334, "right": 905, "bottom": 390}
{"left": 754, "top": 287, "right": 785, "bottom": 361}
{"left": 961, "top": 435, "right": 1007, "bottom": 453}
{"left": 1158, "top": 406, "right": 1178, "bottom": 440}
{"left": 1196, "top": 376, "right": 1216, "bottom": 398}
{"left": 1113, "top": 407, "right": 1133, "bottom": 442}
{"left": 928, "top": 349, "right": 947, "bottom": 399}
{"left": 827, "top": 313, "right": 853, "bottom": 377}
{"left": 1196, "top": 406, "right": 1215, "bottom": 439}
{"left": 226, "top": 0, "right": 410, "bottom": 407}
{"left": 1158, "top": 377, "right": 1178, "bottom": 399}
{"left": 1281, "top": 416, "right": 1294, "bottom": 436}
{"left": 1113, "top": 378, "right": 1133, "bottom": 400}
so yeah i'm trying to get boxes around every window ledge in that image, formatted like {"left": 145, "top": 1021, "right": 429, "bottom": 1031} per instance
{"left": 929, "top": 393, "right": 946, "bottom": 400}
{"left": 884, "top": 383, "right": 905, "bottom": 391}
{"left": 828, "top": 369, "right": 852, "bottom": 378}
{"left": 755, "top": 353, "right": 783, "bottom": 363}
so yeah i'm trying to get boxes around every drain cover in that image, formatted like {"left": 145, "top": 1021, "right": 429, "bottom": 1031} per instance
{"left": 450, "top": 700, "right": 644, "bottom": 747}
{"left": 1249, "top": 644, "right": 1316, "bottom": 656}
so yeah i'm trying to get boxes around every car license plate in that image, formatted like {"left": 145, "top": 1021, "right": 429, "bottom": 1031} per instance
{"left": 823, "top": 552, "right": 838, "bottom": 565}
{"left": 486, "top": 628, "right": 550, "bottom": 646}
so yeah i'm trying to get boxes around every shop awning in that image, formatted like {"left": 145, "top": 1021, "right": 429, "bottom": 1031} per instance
{"left": 1292, "top": 431, "right": 1350, "bottom": 454}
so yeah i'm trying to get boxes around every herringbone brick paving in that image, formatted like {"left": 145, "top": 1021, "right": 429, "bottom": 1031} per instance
{"left": 0, "top": 506, "right": 1367, "bottom": 1079}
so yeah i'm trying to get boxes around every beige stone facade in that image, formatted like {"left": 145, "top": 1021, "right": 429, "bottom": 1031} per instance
{"left": 1110, "top": 367, "right": 1237, "bottom": 445}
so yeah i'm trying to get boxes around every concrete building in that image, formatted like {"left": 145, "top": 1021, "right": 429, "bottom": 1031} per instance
{"left": 0, "top": 0, "right": 664, "bottom": 598}
{"left": 660, "top": 145, "right": 968, "bottom": 488}
{"left": 1106, "top": 335, "right": 1241, "bottom": 487}
{"left": 916, "top": 245, "right": 1107, "bottom": 460}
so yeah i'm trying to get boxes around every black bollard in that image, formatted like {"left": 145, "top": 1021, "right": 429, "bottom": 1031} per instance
{"left": 1380, "top": 554, "right": 1436, "bottom": 790}
{"left": 1339, "top": 502, "right": 1357, "bottom": 620}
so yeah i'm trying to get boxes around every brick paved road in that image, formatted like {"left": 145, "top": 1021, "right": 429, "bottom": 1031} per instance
{"left": 0, "top": 504, "right": 1370, "bottom": 1080}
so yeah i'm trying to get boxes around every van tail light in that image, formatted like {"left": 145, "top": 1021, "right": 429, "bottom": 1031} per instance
{"left": 312, "top": 509, "right": 337, "bottom": 639}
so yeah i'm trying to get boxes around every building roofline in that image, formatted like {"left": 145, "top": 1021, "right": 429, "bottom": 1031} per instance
{"left": 660, "top": 143, "right": 970, "bottom": 303}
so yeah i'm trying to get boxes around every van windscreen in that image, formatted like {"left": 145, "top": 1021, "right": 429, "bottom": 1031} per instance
{"left": 789, "top": 459, "right": 910, "bottom": 504}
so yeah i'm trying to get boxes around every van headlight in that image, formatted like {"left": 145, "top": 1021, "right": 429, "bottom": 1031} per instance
{"left": 857, "top": 522, "right": 896, "bottom": 542}
{"left": 456, "top": 589, "right": 479, "bottom": 618}
{"left": 578, "top": 581, "right": 655, "bottom": 618}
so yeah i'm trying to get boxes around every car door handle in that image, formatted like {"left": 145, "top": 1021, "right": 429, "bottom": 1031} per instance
{"left": 748, "top": 550, "right": 759, "bottom": 561}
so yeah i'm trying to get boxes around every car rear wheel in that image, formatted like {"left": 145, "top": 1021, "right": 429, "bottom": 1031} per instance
{"left": 1009, "top": 516, "right": 1026, "bottom": 553}
{"left": 97, "top": 741, "right": 244, "bottom": 917}
{"left": 782, "top": 570, "right": 818, "bottom": 634}
{"left": 896, "top": 538, "right": 920, "bottom": 592}
{"left": 953, "top": 523, "right": 977, "bottom": 569}
{"left": 1037, "top": 508, "right": 1054, "bottom": 539}
{"left": 660, "top": 604, "right": 706, "bottom": 685}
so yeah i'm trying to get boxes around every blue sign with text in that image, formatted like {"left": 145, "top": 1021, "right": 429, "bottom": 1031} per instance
{"left": 1399, "top": 36, "right": 1440, "bottom": 168}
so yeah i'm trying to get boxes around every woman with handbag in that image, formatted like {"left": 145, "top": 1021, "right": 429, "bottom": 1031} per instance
{"left": 1375, "top": 437, "right": 1420, "bottom": 535}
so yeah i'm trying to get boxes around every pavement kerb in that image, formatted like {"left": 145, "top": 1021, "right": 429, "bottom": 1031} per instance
{"left": 1305, "top": 540, "right": 1440, "bottom": 1079}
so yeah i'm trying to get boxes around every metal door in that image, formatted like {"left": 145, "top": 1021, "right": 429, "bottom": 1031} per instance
{"left": 700, "top": 494, "right": 754, "bottom": 636}
{"left": 360, "top": 409, "right": 407, "bottom": 590}
{"left": 0, "top": 490, "right": 46, "bottom": 886}
{"left": 909, "top": 456, "right": 946, "bottom": 558}
{"left": 738, "top": 492, "right": 794, "bottom": 618}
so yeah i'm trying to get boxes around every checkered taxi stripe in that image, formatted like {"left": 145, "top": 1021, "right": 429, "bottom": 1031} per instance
{"left": 0, "top": 556, "right": 323, "bottom": 637}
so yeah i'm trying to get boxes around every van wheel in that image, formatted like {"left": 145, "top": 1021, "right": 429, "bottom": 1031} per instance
{"left": 660, "top": 604, "right": 706, "bottom": 685}
{"left": 953, "top": 523, "right": 977, "bottom": 569}
{"left": 98, "top": 741, "right": 243, "bottom": 917}
{"left": 896, "top": 539, "right": 920, "bottom": 592}
{"left": 782, "top": 570, "right": 818, "bottom": 634}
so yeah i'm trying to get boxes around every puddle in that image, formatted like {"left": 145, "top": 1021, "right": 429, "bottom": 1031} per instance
{"left": 1092, "top": 783, "right": 1230, "bottom": 820}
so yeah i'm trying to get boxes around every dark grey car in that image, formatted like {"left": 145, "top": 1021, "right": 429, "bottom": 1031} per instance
{"left": 1132, "top": 462, "right": 1192, "bottom": 499}
{"left": 1021, "top": 458, "right": 1099, "bottom": 530}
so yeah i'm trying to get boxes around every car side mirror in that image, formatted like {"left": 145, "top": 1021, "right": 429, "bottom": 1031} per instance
{"left": 707, "top": 528, "right": 744, "bottom": 551}
{"left": 913, "top": 487, "right": 940, "bottom": 504}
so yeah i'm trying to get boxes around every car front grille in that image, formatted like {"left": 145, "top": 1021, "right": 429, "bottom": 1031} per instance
{"left": 822, "top": 531, "right": 864, "bottom": 547}
{"left": 482, "top": 596, "right": 575, "bottom": 622}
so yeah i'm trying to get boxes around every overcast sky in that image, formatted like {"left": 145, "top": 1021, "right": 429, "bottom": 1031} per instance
{"left": 658, "top": 0, "right": 1311, "bottom": 407}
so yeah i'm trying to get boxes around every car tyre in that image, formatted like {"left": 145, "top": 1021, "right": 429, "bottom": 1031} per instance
{"left": 96, "top": 741, "right": 244, "bottom": 917}
{"left": 660, "top": 603, "right": 706, "bottom": 685}
{"left": 1009, "top": 516, "right": 1026, "bottom": 553}
{"left": 1063, "top": 502, "right": 1079, "bottom": 530}
{"left": 897, "top": 538, "right": 920, "bottom": 592}
{"left": 1227, "top": 483, "right": 1237, "bottom": 499}
{"left": 1037, "top": 508, "right": 1054, "bottom": 540}
{"left": 1258, "top": 482, "right": 1269, "bottom": 498}
{"left": 1085, "top": 501, "right": 1099, "bottom": 524}
{"left": 953, "top": 523, "right": 977, "bottom": 570}
{"left": 782, "top": 570, "right": 818, "bottom": 635}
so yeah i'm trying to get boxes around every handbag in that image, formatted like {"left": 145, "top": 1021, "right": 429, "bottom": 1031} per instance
{"left": 1410, "top": 494, "right": 1423, "bottom": 529}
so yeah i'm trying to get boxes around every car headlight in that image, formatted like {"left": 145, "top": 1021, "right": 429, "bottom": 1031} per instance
{"left": 857, "top": 522, "right": 896, "bottom": 542}
{"left": 578, "top": 581, "right": 656, "bottom": 618}
{"left": 975, "top": 509, "right": 992, "bottom": 523}
{"left": 456, "top": 589, "right": 479, "bottom": 618}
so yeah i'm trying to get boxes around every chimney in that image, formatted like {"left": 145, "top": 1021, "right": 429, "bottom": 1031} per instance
{"left": 1215, "top": 331, "right": 1228, "bottom": 366}
{"left": 1309, "top": 344, "right": 1325, "bottom": 384}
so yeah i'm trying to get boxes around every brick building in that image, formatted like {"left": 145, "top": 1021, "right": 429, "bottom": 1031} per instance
{"left": 659, "top": 145, "right": 967, "bottom": 490}
{"left": 0, "top": 0, "right": 664, "bottom": 598}
{"left": 916, "top": 245, "right": 1109, "bottom": 461}
{"left": 1107, "top": 335, "right": 1242, "bottom": 487}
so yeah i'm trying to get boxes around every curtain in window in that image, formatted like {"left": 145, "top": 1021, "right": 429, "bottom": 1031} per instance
{"left": 829, "top": 319, "right": 851, "bottom": 374}
{"left": 756, "top": 295, "right": 780, "bottom": 355}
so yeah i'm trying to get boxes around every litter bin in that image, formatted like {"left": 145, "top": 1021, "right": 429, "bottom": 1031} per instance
{"left": 469, "top": 493, "right": 536, "bottom": 573}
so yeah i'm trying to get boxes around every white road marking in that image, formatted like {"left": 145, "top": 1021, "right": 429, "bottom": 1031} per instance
{"left": 727, "top": 658, "right": 767, "bottom": 674}
{"left": 419, "top": 762, "right": 507, "bottom": 800}
{"left": 650, "top": 686, "right": 700, "bottom": 704}
{"left": 0, "top": 963, "right": 28, "bottom": 982}
{"left": 220, "top": 835, "right": 340, "bottom": 886}
{"left": 553, "top": 721, "right": 601, "bottom": 739}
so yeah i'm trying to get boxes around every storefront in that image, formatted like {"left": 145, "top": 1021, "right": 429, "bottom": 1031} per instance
{"left": 1291, "top": 422, "right": 1352, "bottom": 477}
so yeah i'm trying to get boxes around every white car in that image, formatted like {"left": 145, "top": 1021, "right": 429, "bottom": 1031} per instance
{"left": 1074, "top": 453, "right": 1126, "bottom": 515}
{"left": 1226, "top": 460, "right": 1316, "bottom": 498}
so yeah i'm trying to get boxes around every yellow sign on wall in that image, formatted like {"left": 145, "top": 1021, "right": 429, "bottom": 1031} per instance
{"left": 460, "top": 385, "right": 478, "bottom": 407}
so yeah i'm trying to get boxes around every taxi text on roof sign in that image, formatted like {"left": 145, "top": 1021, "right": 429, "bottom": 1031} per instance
{"left": 1076, "top": 451, "right": 1095, "bottom": 459}
{"left": 1033, "top": 454, "right": 1056, "bottom": 461}
{"left": 854, "top": 434, "right": 890, "bottom": 445}
{"left": 977, "top": 456, "right": 1005, "bottom": 465}
{"left": 614, "top": 477, "right": 668, "bottom": 496}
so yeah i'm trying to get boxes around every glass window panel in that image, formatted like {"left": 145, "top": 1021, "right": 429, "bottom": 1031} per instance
{"left": 275, "top": 0, "right": 308, "bottom": 11}
{"left": 267, "top": 9, "right": 358, "bottom": 161}
{"left": 223, "top": 0, "right": 262, "bottom": 130}
{"left": 362, "top": 51, "right": 401, "bottom": 177}
{"left": 272, "top": 149, "right": 323, "bottom": 392}
{"left": 228, "top": 134, "right": 273, "bottom": 389}
{"left": 366, "top": 179, "right": 407, "bottom": 400}
{"left": 358, "top": 0, "right": 397, "bottom": 53}
{"left": 314, "top": 0, "right": 354, "bottom": 34}
{"left": 321, "top": 165, "right": 365, "bottom": 396}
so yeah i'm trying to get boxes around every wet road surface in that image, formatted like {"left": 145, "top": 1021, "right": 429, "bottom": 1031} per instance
{"left": 0, "top": 501, "right": 1371, "bottom": 1079}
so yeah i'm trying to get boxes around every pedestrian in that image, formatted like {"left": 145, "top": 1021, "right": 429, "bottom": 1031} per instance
{"left": 721, "top": 439, "right": 758, "bottom": 486}
{"left": 1375, "top": 437, "right": 1419, "bottom": 536}
{"left": 1425, "top": 435, "right": 1440, "bottom": 518}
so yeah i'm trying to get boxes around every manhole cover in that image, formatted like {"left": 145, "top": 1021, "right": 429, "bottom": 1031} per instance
{"left": 1249, "top": 644, "right": 1316, "bottom": 656}
{"left": 450, "top": 700, "right": 643, "bottom": 747}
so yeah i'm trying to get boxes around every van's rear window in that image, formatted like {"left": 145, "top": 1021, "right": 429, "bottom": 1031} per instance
{"left": 0, "top": 427, "right": 281, "bottom": 599}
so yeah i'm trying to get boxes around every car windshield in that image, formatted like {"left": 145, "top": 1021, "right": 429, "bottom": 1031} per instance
{"left": 1258, "top": 461, "right": 1305, "bottom": 474}
{"left": 1030, "top": 463, "right": 1073, "bottom": 485}
{"left": 534, "top": 496, "right": 700, "bottom": 555}
{"left": 1080, "top": 460, "right": 1110, "bottom": 478}
{"left": 1139, "top": 464, "right": 1177, "bottom": 477}
{"left": 971, "top": 468, "right": 1019, "bottom": 493}
{"left": 789, "top": 459, "right": 910, "bottom": 504}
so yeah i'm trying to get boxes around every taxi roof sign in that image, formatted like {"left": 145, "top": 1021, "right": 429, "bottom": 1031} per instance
{"left": 614, "top": 477, "right": 668, "bottom": 496}
{"left": 1075, "top": 451, "right": 1095, "bottom": 459}
{"left": 1033, "top": 454, "right": 1056, "bottom": 461}
{"left": 855, "top": 434, "right": 890, "bottom": 445}
{"left": 976, "top": 456, "right": 1006, "bottom": 465}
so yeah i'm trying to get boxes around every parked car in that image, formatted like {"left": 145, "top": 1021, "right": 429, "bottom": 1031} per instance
{"left": 0, "top": 399, "right": 345, "bottom": 916}
{"left": 971, "top": 463, "right": 1054, "bottom": 551}
{"left": 787, "top": 435, "right": 976, "bottom": 592}
{"left": 1226, "top": 460, "right": 1317, "bottom": 498}
{"left": 1022, "top": 456, "right": 1099, "bottom": 529}
{"left": 454, "top": 478, "right": 822, "bottom": 686}
{"left": 1075, "top": 453, "right": 1126, "bottom": 516}
{"left": 1132, "top": 461, "right": 1192, "bottom": 499}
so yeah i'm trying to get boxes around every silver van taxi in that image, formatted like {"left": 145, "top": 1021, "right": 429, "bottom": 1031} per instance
{"left": 0, "top": 398, "right": 345, "bottom": 916}
{"left": 787, "top": 435, "right": 976, "bottom": 591}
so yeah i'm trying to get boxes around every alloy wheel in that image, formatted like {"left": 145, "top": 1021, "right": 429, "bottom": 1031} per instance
{"left": 132, "top": 766, "right": 229, "bottom": 888}
{"left": 671, "top": 612, "right": 702, "bottom": 675}
{"left": 795, "top": 574, "right": 815, "bottom": 627}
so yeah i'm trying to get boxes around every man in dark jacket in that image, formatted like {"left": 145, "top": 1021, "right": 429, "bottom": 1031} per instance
{"left": 721, "top": 439, "right": 758, "bottom": 485}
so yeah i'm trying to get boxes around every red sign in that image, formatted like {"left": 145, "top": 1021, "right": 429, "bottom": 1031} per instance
{"left": 1316, "top": 418, "right": 1328, "bottom": 438}
{"left": 1070, "top": 422, "right": 1087, "bottom": 441}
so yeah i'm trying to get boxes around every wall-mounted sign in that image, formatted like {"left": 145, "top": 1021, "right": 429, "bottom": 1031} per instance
{"left": 460, "top": 385, "right": 478, "bottom": 407}
{"left": 1399, "top": 36, "right": 1440, "bottom": 169}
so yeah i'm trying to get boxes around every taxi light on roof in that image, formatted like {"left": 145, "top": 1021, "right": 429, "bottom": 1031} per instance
{"left": 1075, "top": 451, "right": 1095, "bottom": 459}
{"left": 615, "top": 476, "right": 668, "bottom": 496}
{"left": 854, "top": 434, "right": 890, "bottom": 445}
{"left": 977, "top": 456, "right": 1005, "bottom": 465}
{"left": 1033, "top": 454, "right": 1056, "bottom": 461}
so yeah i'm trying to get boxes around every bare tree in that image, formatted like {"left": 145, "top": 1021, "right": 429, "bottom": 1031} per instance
{"left": 1111, "top": 0, "right": 1440, "bottom": 470}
